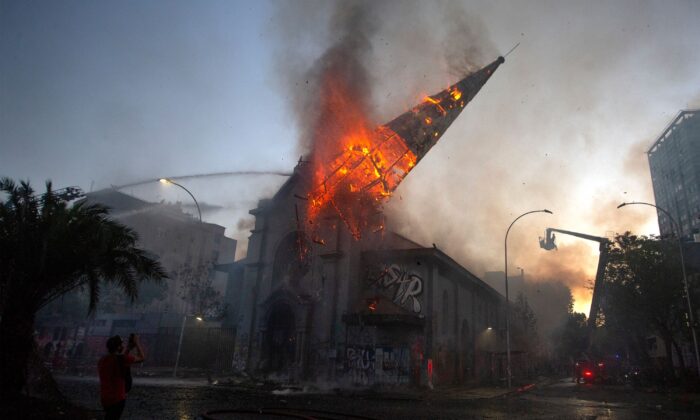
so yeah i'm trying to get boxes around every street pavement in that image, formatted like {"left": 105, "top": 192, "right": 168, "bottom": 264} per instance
{"left": 54, "top": 375, "right": 699, "bottom": 419}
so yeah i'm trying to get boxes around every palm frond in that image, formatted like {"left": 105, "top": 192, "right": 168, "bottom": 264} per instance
{"left": 1, "top": 179, "right": 167, "bottom": 316}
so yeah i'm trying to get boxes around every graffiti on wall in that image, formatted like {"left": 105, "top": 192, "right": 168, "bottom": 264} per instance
{"left": 377, "top": 347, "right": 411, "bottom": 384}
{"left": 344, "top": 325, "right": 414, "bottom": 385}
{"left": 232, "top": 332, "right": 249, "bottom": 371}
{"left": 345, "top": 345, "right": 412, "bottom": 385}
{"left": 367, "top": 264, "right": 423, "bottom": 313}
{"left": 346, "top": 346, "right": 375, "bottom": 385}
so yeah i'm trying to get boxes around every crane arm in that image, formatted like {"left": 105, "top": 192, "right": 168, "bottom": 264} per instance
{"left": 538, "top": 227, "right": 612, "bottom": 333}
{"left": 544, "top": 228, "right": 608, "bottom": 244}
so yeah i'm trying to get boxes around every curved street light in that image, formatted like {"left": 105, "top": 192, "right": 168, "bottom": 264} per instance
{"left": 159, "top": 178, "right": 202, "bottom": 222}
{"left": 505, "top": 209, "right": 552, "bottom": 389}
{"left": 618, "top": 201, "right": 700, "bottom": 376}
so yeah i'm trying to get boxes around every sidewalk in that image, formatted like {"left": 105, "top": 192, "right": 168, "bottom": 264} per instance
{"left": 426, "top": 376, "right": 556, "bottom": 401}
{"left": 55, "top": 374, "right": 213, "bottom": 388}
{"left": 58, "top": 366, "right": 557, "bottom": 401}
{"left": 324, "top": 376, "right": 558, "bottom": 402}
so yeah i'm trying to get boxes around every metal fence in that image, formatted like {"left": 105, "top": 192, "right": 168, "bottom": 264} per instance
{"left": 151, "top": 327, "right": 237, "bottom": 371}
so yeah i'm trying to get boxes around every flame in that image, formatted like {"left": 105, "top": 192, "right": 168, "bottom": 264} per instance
{"left": 424, "top": 95, "right": 447, "bottom": 115}
{"left": 306, "top": 72, "right": 418, "bottom": 239}
{"left": 304, "top": 60, "right": 491, "bottom": 241}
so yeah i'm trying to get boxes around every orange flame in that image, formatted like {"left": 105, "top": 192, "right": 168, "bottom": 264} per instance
{"left": 306, "top": 72, "right": 417, "bottom": 239}
{"left": 424, "top": 95, "right": 447, "bottom": 115}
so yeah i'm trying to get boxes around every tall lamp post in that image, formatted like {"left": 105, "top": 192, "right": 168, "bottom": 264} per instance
{"left": 618, "top": 201, "right": 700, "bottom": 376}
{"left": 173, "top": 314, "right": 203, "bottom": 377}
{"left": 159, "top": 178, "right": 202, "bottom": 222}
{"left": 505, "top": 209, "right": 552, "bottom": 389}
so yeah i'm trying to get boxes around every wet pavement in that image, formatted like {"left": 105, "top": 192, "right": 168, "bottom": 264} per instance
{"left": 55, "top": 375, "right": 699, "bottom": 419}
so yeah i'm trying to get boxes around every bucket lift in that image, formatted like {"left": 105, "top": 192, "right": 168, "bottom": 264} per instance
{"left": 539, "top": 228, "right": 611, "bottom": 330}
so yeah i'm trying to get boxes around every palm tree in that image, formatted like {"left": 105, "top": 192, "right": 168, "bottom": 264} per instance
{"left": 0, "top": 178, "right": 167, "bottom": 398}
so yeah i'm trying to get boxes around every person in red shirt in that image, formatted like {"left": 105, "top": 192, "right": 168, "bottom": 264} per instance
{"left": 98, "top": 334, "right": 146, "bottom": 420}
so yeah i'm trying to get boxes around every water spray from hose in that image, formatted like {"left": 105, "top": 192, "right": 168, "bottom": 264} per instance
{"left": 112, "top": 170, "right": 293, "bottom": 190}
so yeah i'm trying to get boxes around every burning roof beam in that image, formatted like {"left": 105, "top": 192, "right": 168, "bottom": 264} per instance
{"left": 307, "top": 56, "right": 506, "bottom": 239}
{"left": 384, "top": 56, "right": 505, "bottom": 162}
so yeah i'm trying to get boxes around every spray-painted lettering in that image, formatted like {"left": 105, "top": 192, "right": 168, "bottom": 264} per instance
{"left": 367, "top": 264, "right": 423, "bottom": 313}
{"left": 346, "top": 346, "right": 375, "bottom": 385}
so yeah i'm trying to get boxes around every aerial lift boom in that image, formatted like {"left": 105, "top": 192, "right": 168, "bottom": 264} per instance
{"left": 539, "top": 228, "right": 611, "bottom": 330}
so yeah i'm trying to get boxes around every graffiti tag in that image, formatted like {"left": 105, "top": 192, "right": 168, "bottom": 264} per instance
{"left": 367, "top": 264, "right": 423, "bottom": 313}
{"left": 347, "top": 346, "right": 375, "bottom": 385}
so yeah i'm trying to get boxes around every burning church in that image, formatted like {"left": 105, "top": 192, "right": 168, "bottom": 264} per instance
{"left": 232, "top": 56, "right": 529, "bottom": 386}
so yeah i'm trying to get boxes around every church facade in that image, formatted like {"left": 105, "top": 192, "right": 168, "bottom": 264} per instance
{"left": 231, "top": 162, "right": 523, "bottom": 386}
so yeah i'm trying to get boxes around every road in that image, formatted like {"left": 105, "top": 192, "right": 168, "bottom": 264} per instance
{"left": 56, "top": 376, "right": 698, "bottom": 419}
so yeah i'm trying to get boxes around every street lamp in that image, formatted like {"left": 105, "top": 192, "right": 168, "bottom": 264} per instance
{"left": 617, "top": 201, "right": 700, "bottom": 376}
{"left": 159, "top": 178, "right": 202, "bottom": 222}
{"left": 505, "top": 209, "right": 552, "bottom": 389}
{"left": 173, "top": 314, "right": 203, "bottom": 377}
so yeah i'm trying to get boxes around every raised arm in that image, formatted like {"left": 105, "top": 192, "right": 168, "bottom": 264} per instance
{"left": 129, "top": 334, "right": 146, "bottom": 363}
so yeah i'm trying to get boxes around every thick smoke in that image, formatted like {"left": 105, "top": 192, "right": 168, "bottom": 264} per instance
{"left": 268, "top": 0, "right": 596, "bottom": 321}
{"left": 268, "top": 1, "right": 697, "bottom": 320}
{"left": 269, "top": 0, "right": 498, "bottom": 155}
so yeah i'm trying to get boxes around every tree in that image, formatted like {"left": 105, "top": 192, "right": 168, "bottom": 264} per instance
{"left": 173, "top": 260, "right": 225, "bottom": 319}
{"left": 97, "top": 278, "right": 169, "bottom": 312}
{"left": 601, "top": 232, "right": 687, "bottom": 378}
{"left": 552, "top": 312, "right": 588, "bottom": 363}
{"left": 511, "top": 292, "right": 539, "bottom": 353}
{"left": 0, "top": 179, "right": 167, "bottom": 398}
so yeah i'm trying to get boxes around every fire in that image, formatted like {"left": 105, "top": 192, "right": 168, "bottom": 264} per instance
{"left": 303, "top": 56, "right": 505, "bottom": 241}
{"left": 305, "top": 72, "right": 418, "bottom": 239}
{"left": 307, "top": 122, "right": 417, "bottom": 239}
{"left": 424, "top": 95, "right": 447, "bottom": 115}
{"left": 307, "top": 81, "right": 466, "bottom": 239}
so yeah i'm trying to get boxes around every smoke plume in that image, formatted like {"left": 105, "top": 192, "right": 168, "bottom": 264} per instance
{"left": 267, "top": 0, "right": 697, "bottom": 320}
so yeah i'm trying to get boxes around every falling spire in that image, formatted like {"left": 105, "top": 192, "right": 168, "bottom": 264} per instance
{"left": 384, "top": 56, "right": 505, "bottom": 161}
{"left": 306, "top": 56, "right": 506, "bottom": 239}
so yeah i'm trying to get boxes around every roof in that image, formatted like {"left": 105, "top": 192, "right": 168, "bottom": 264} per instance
{"left": 86, "top": 189, "right": 226, "bottom": 231}
{"left": 647, "top": 109, "right": 699, "bottom": 155}
{"left": 84, "top": 188, "right": 151, "bottom": 212}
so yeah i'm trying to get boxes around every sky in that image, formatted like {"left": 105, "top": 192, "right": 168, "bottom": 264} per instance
{"left": 2, "top": 0, "right": 699, "bottom": 314}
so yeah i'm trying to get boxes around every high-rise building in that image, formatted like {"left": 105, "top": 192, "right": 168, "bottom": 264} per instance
{"left": 84, "top": 189, "right": 237, "bottom": 314}
{"left": 648, "top": 110, "right": 700, "bottom": 241}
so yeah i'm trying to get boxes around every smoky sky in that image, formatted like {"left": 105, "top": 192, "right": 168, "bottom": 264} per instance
{"left": 2, "top": 1, "right": 700, "bottom": 311}
{"left": 267, "top": 0, "right": 700, "bottom": 313}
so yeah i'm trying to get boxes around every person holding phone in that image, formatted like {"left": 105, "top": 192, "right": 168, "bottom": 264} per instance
{"left": 98, "top": 334, "right": 146, "bottom": 420}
